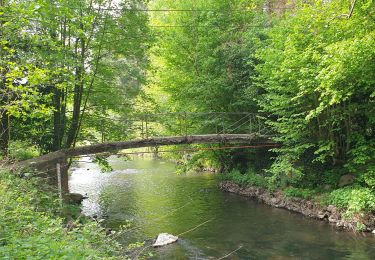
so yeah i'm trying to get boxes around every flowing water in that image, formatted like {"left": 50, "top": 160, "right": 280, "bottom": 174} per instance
{"left": 69, "top": 156, "right": 375, "bottom": 259}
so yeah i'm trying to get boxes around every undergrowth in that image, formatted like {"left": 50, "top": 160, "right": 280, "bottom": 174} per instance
{"left": 0, "top": 170, "right": 121, "bottom": 259}
{"left": 223, "top": 169, "right": 375, "bottom": 216}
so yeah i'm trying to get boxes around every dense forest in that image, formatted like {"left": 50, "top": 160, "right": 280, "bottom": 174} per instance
{"left": 1, "top": 0, "right": 375, "bottom": 258}
{"left": 146, "top": 0, "right": 375, "bottom": 217}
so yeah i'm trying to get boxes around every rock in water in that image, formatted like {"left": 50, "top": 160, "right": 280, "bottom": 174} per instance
{"left": 152, "top": 233, "right": 178, "bottom": 247}
{"left": 68, "top": 193, "right": 87, "bottom": 204}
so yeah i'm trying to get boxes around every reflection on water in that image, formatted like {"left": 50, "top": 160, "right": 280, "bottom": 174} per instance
{"left": 70, "top": 157, "right": 375, "bottom": 259}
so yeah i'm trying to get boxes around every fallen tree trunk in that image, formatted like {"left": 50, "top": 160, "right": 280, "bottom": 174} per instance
{"left": 17, "top": 134, "right": 273, "bottom": 169}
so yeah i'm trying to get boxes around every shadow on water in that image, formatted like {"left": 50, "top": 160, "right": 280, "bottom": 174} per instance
{"left": 70, "top": 157, "right": 375, "bottom": 260}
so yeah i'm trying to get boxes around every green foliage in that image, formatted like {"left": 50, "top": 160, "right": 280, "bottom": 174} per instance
{"left": 283, "top": 187, "right": 318, "bottom": 200}
{"left": 146, "top": 1, "right": 375, "bottom": 208}
{"left": 1, "top": 0, "right": 375, "bottom": 236}
{"left": 356, "top": 222, "right": 366, "bottom": 232}
{"left": 359, "top": 168, "right": 375, "bottom": 189}
{"left": 1, "top": 0, "right": 151, "bottom": 154}
{"left": 315, "top": 169, "right": 342, "bottom": 187}
{"left": 224, "top": 169, "right": 268, "bottom": 189}
{"left": 327, "top": 186, "right": 375, "bottom": 215}
{"left": 143, "top": 0, "right": 269, "bottom": 171}
{"left": 256, "top": 0, "right": 375, "bottom": 186}
{"left": 0, "top": 171, "right": 121, "bottom": 258}
{"left": 92, "top": 155, "right": 114, "bottom": 173}
{"left": 8, "top": 141, "right": 40, "bottom": 161}
{"left": 149, "top": 0, "right": 261, "bottom": 114}
{"left": 265, "top": 154, "right": 304, "bottom": 188}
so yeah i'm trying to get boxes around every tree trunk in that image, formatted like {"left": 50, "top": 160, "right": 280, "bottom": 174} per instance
{"left": 0, "top": 0, "right": 9, "bottom": 155}
{"left": 0, "top": 110, "right": 9, "bottom": 155}
{"left": 19, "top": 134, "right": 274, "bottom": 169}
{"left": 52, "top": 87, "right": 63, "bottom": 151}
{"left": 65, "top": 35, "right": 85, "bottom": 148}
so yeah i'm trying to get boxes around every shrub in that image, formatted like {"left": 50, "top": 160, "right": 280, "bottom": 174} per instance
{"left": 327, "top": 186, "right": 375, "bottom": 215}
{"left": 283, "top": 187, "right": 318, "bottom": 200}
{"left": 223, "top": 169, "right": 268, "bottom": 189}
{"left": 0, "top": 170, "right": 121, "bottom": 259}
{"left": 358, "top": 167, "right": 375, "bottom": 189}
{"left": 8, "top": 141, "right": 40, "bottom": 161}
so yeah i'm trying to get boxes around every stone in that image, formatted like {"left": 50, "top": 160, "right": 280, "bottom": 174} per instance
{"left": 23, "top": 172, "right": 33, "bottom": 178}
{"left": 336, "top": 220, "right": 345, "bottom": 228}
{"left": 327, "top": 205, "right": 335, "bottom": 212}
{"left": 152, "top": 233, "right": 178, "bottom": 247}
{"left": 338, "top": 174, "right": 355, "bottom": 187}
{"left": 68, "top": 193, "right": 87, "bottom": 204}
{"left": 372, "top": 230, "right": 375, "bottom": 234}
{"left": 270, "top": 197, "right": 279, "bottom": 204}
{"left": 105, "top": 228, "right": 113, "bottom": 235}
{"left": 328, "top": 216, "right": 338, "bottom": 223}
{"left": 317, "top": 212, "right": 327, "bottom": 219}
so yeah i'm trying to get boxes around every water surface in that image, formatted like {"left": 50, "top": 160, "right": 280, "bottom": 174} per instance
{"left": 69, "top": 157, "right": 375, "bottom": 259}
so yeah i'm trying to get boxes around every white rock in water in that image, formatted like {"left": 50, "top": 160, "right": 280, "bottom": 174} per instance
{"left": 152, "top": 233, "right": 178, "bottom": 247}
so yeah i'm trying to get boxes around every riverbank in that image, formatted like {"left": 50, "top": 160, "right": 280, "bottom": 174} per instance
{"left": 68, "top": 157, "right": 375, "bottom": 259}
{"left": 0, "top": 169, "right": 121, "bottom": 259}
{"left": 219, "top": 181, "right": 375, "bottom": 233}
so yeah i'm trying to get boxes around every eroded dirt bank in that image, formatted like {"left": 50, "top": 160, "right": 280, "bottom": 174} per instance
{"left": 219, "top": 181, "right": 375, "bottom": 233}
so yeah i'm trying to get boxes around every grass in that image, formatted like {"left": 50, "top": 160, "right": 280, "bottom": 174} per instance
{"left": 0, "top": 170, "right": 121, "bottom": 259}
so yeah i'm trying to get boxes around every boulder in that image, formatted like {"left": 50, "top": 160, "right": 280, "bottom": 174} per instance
{"left": 328, "top": 215, "right": 338, "bottom": 223}
{"left": 68, "top": 193, "right": 87, "bottom": 204}
{"left": 336, "top": 220, "right": 346, "bottom": 228}
{"left": 327, "top": 205, "right": 335, "bottom": 212}
{"left": 317, "top": 211, "right": 327, "bottom": 219}
{"left": 338, "top": 174, "right": 355, "bottom": 187}
{"left": 152, "top": 233, "right": 178, "bottom": 247}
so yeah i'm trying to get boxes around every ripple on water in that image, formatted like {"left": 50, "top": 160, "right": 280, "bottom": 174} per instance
{"left": 69, "top": 156, "right": 375, "bottom": 260}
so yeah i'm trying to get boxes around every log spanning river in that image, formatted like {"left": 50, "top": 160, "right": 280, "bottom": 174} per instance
{"left": 69, "top": 157, "right": 375, "bottom": 259}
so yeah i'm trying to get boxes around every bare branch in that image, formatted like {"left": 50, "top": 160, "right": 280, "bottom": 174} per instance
{"left": 348, "top": 0, "right": 357, "bottom": 18}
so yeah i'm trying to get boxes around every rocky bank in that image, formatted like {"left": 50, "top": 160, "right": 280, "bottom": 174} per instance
{"left": 219, "top": 181, "right": 375, "bottom": 233}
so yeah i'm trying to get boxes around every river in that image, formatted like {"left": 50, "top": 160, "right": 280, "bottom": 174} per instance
{"left": 69, "top": 156, "right": 375, "bottom": 259}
